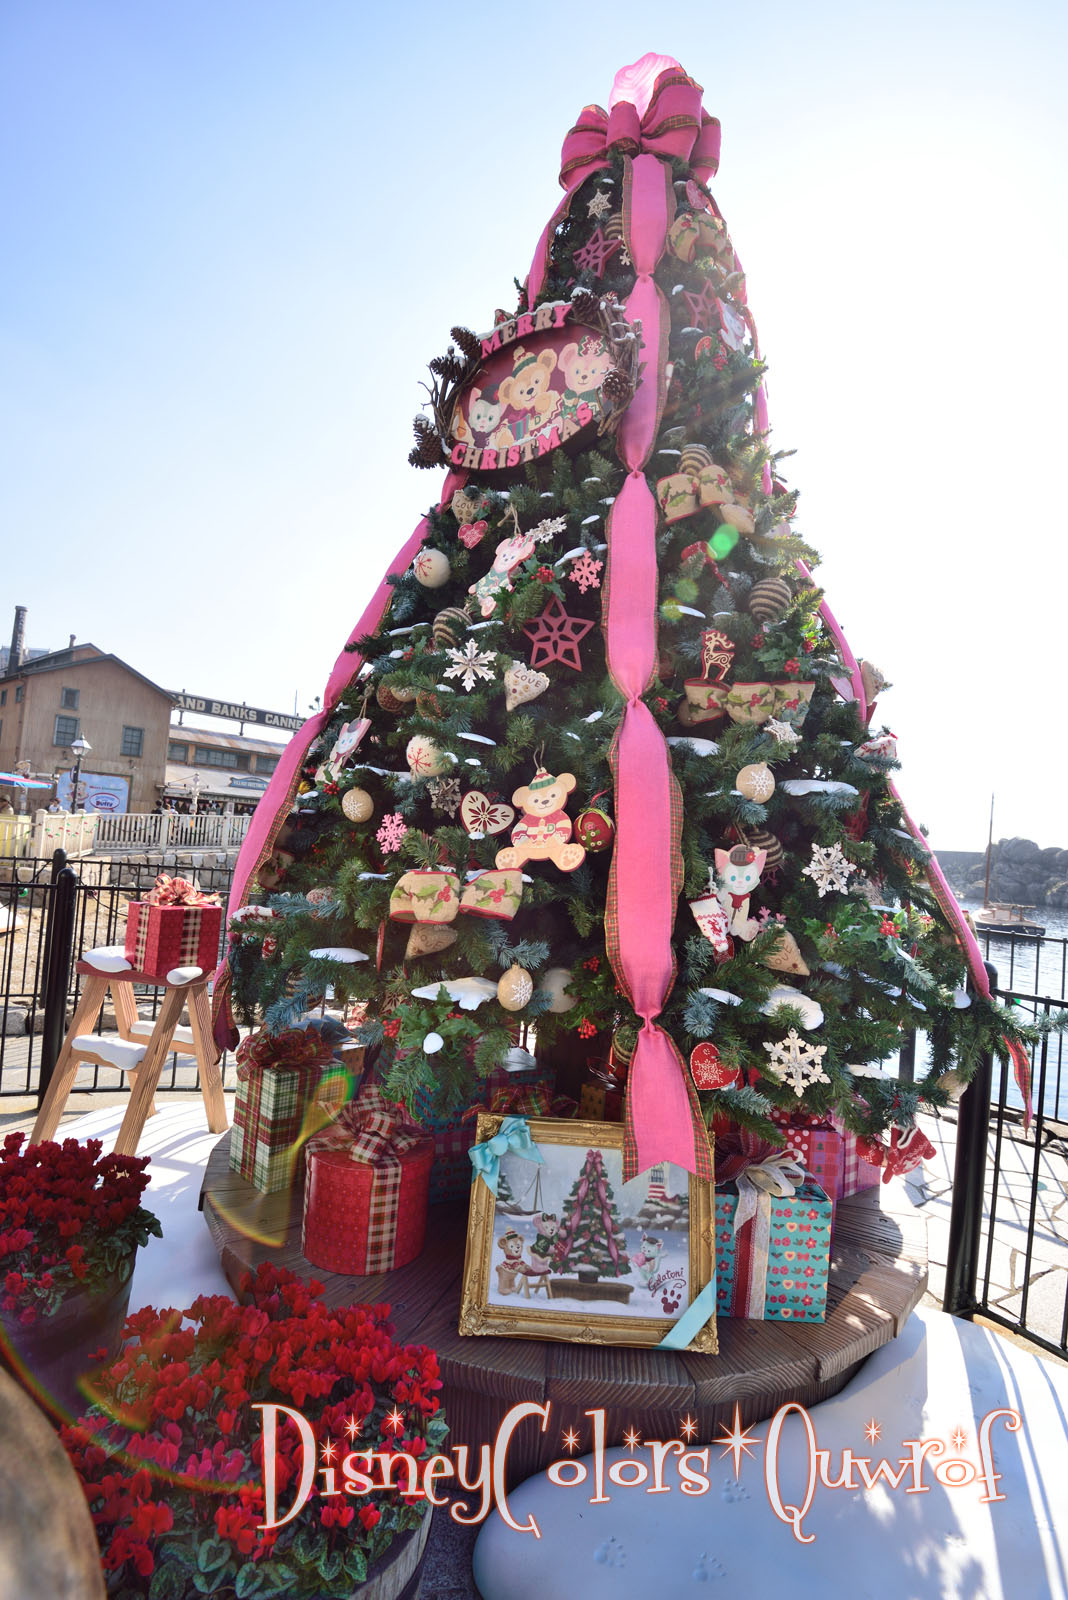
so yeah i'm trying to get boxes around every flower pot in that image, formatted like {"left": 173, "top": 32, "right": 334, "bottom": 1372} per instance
{"left": 0, "top": 1261, "right": 133, "bottom": 1421}
{"left": 682, "top": 679, "right": 729, "bottom": 723}
{"left": 359, "top": 1509, "right": 433, "bottom": 1600}
{"left": 576, "top": 1268, "right": 599, "bottom": 1284}
{"left": 725, "top": 681, "right": 777, "bottom": 725}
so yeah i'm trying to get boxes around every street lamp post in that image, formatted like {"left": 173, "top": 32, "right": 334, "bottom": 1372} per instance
{"left": 70, "top": 735, "right": 91, "bottom": 813}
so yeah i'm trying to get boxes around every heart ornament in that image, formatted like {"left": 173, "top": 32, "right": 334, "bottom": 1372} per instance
{"left": 688, "top": 1042, "right": 739, "bottom": 1091}
{"left": 460, "top": 790, "right": 515, "bottom": 837}
{"left": 504, "top": 661, "right": 550, "bottom": 712}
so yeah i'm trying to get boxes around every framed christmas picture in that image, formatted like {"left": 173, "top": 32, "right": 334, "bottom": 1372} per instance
{"left": 459, "top": 1116, "right": 717, "bottom": 1352}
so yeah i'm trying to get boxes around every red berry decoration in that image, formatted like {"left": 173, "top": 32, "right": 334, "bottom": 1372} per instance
{"left": 688, "top": 1042, "right": 739, "bottom": 1091}
{"left": 575, "top": 792, "right": 615, "bottom": 853}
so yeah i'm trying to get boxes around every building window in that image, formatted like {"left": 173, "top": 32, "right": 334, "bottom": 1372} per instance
{"left": 254, "top": 754, "right": 279, "bottom": 775}
{"left": 0, "top": 689, "right": 6, "bottom": 706}
{"left": 168, "top": 740, "right": 189, "bottom": 762}
{"left": 121, "top": 726, "right": 144, "bottom": 758}
{"left": 61, "top": 687, "right": 79, "bottom": 710}
{"left": 54, "top": 714, "right": 79, "bottom": 746}
{"left": 15, "top": 686, "right": 23, "bottom": 702}
{"left": 193, "top": 745, "right": 251, "bottom": 770}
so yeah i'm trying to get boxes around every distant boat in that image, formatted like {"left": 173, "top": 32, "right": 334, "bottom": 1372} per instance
{"left": 974, "top": 903, "right": 1046, "bottom": 938}
{"left": 974, "top": 793, "right": 1046, "bottom": 937}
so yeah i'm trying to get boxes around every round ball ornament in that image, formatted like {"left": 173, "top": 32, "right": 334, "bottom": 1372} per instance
{"left": 432, "top": 606, "right": 470, "bottom": 651}
{"left": 575, "top": 797, "right": 615, "bottom": 853}
{"left": 497, "top": 963, "right": 534, "bottom": 1012}
{"left": 747, "top": 576, "right": 793, "bottom": 625}
{"left": 405, "top": 734, "right": 447, "bottom": 780}
{"left": 341, "top": 787, "right": 374, "bottom": 823}
{"left": 539, "top": 966, "right": 578, "bottom": 1013}
{"left": 742, "top": 828, "right": 784, "bottom": 874}
{"left": 736, "top": 762, "right": 776, "bottom": 802}
{"left": 412, "top": 547, "right": 451, "bottom": 589}
{"left": 679, "top": 443, "right": 713, "bottom": 478}
{"left": 377, "top": 680, "right": 414, "bottom": 714}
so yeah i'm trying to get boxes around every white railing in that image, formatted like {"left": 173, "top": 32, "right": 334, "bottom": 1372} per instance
{"left": 0, "top": 812, "right": 100, "bottom": 860}
{"left": 91, "top": 812, "right": 252, "bottom": 851}
{"left": 0, "top": 816, "right": 33, "bottom": 859}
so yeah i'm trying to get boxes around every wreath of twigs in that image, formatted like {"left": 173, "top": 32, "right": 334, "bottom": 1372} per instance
{"left": 408, "top": 287, "right": 644, "bottom": 469}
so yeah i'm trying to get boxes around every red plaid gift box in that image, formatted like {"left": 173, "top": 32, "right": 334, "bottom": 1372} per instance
{"left": 829, "top": 1112, "right": 883, "bottom": 1196}
{"left": 301, "top": 1089, "right": 433, "bottom": 1275}
{"left": 230, "top": 1027, "right": 344, "bottom": 1193}
{"left": 124, "top": 875, "right": 222, "bottom": 980}
{"left": 768, "top": 1108, "right": 844, "bottom": 1205}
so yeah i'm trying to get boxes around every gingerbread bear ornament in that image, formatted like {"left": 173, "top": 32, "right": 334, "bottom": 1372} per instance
{"left": 495, "top": 765, "right": 586, "bottom": 873}
{"left": 713, "top": 843, "right": 767, "bottom": 940}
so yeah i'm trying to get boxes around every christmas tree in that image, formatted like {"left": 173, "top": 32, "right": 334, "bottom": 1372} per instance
{"left": 555, "top": 1150, "right": 631, "bottom": 1283}
{"left": 216, "top": 53, "right": 1037, "bottom": 1180}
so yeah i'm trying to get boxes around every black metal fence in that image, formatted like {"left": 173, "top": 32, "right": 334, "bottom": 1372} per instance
{"left": 0, "top": 853, "right": 237, "bottom": 1101}
{"left": 943, "top": 937, "right": 1068, "bottom": 1363}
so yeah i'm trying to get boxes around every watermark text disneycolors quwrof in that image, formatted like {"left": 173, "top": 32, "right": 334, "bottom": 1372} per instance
{"left": 256, "top": 1399, "right": 1022, "bottom": 1543}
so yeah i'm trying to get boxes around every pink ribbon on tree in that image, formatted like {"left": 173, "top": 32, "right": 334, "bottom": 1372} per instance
{"left": 527, "top": 55, "right": 721, "bottom": 305}
{"left": 597, "top": 134, "right": 711, "bottom": 1184}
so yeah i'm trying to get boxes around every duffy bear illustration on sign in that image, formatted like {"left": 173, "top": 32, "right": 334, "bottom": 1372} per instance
{"left": 519, "top": 1211, "right": 559, "bottom": 1297}
{"left": 558, "top": 334, "right": 612, "bottom": 423}
{"left": 495, "top": 1228, "right": 527, "bottom": 1296}
{"left": 493, "top": 345, "right": 562, "bottom": 447}
{"left": 496, "top": 765, "right": 586, "bottom": 873}
{"left": 714, "top": 843, "right": 767, "bottom": 940}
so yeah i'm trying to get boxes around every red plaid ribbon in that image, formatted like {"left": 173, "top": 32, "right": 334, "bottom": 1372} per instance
{"left": 236, "top": 1026, "right": 336, "bottom": 1079}
{"left": 145, "top": 873, "right": 220, "bottom": 907}
{"left": 463, "top": 1082, "right": 553, "bottom": 1122}
{"left": 306, "top": 1089, "right": 432, "bottom": 1274}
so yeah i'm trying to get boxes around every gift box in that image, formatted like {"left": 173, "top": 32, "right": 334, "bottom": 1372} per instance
{"left": 579, "top": 1083, "right": 624, "bottom": 1121}
{"left": 124, "top": 875, "right": 223, "bottom": 980}
{"left": 413, "top": 1058, "right": 554, "bottom": 1203}
{"left": 714, "top": 1146, "right": 832, "bottom": 1321}
{"left": 230, "top": 1028, "right": 345, "bottom": 1193}
{"left": 829, "top": 1113, "right": 883, "bottom": 1196}
{"left": 301, "top": 1089, "right": 434, "bottom": 1275}
{"left": 768, "top": 1109, "right": 844, "bottom": 1206}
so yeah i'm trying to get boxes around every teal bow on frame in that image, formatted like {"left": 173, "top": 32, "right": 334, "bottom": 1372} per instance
{"left": 469, "top": 1116, "right": 544, "bottom": 1196}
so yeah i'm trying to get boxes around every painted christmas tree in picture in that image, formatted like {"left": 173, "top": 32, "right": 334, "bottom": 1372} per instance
{"left": 218, "top": 52, "right": 1037, "bottom": 1183}
{"left": 554, "top": 1149, "right": 632, "bottom": 1295}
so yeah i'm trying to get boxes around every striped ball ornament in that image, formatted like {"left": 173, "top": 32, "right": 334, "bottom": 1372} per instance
{"left": 747, "top": 577, "right": 793, "bottom": 625}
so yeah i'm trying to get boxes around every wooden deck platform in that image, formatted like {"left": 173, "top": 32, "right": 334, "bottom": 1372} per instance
{"left": 200, "top": 1132, "right": 927, "bottom": 1485}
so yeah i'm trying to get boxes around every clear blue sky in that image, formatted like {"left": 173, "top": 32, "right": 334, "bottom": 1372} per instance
{"left": 2, "top": 1, "right": 1065, "bottom": 851}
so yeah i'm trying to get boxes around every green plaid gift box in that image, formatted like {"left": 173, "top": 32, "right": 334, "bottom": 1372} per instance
{"left": 230, "top": 1027, "right": 344, "bottom": 1194}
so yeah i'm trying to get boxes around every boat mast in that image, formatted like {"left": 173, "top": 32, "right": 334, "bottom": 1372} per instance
{"left": 983, "top": 793, "right": 994, "bottom": 906}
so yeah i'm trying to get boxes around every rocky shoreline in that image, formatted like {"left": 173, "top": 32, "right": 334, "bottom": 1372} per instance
{"left": 937, "top": 839, "right": 1068, "bottom": 910}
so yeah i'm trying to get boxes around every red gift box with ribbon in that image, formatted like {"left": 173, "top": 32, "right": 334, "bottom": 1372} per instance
{"left": 714, "top": 1131, "right": 832, "bottom": 1321}
{"left": 767, "top": 1108, "right": 844, "bottom": 1206}
{"left": 124, "top": 874, "right": 223, "bottom": 980}
{"left": 302, "top": 1088, "right": 434, "bottom": 1275}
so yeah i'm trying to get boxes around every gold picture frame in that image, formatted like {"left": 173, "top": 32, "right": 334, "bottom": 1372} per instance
{"left": 459, "top": 1115, "right": 717, "bottom": 1352}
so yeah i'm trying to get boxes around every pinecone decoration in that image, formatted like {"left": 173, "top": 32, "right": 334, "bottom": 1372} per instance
{"left": 429, "top": 350, "right": 465, "bottom": 382}
{"left": 450, "top": 325, "right": 482, "bottom": 363}
{"left": 409, "top": 415, "right": 444, "bottom": 469}
{"left": 601, "top": 366, "right": 631, "bottom": 405}
{"left": 570, "top": 287, "right": 600, "bottom": 323}
{"left": 747, "top": 576, "right": 793, "bottom": 624}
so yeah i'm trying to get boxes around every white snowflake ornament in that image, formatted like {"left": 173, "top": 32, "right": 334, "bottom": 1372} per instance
{"left": 587, "top": 189, "right": 612, "bottom": 219}
{"left": 443, "top": 639, "right": 496, "bottom": 692}
{"left": 762, "top": 1028, "right": 830, "bottom": 1097}
{"left": 802, "top": 840, "right": 854, "bottom": 897}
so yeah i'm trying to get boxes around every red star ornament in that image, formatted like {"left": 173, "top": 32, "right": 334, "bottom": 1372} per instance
{"left": 573, "top": 227, "right": 622, "bottom": 277}
{"left": 523, "top": 596, "right": 596, "bottom": 672}
{"left": 681, "top": 280, "right": 721, "bottom": 331}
